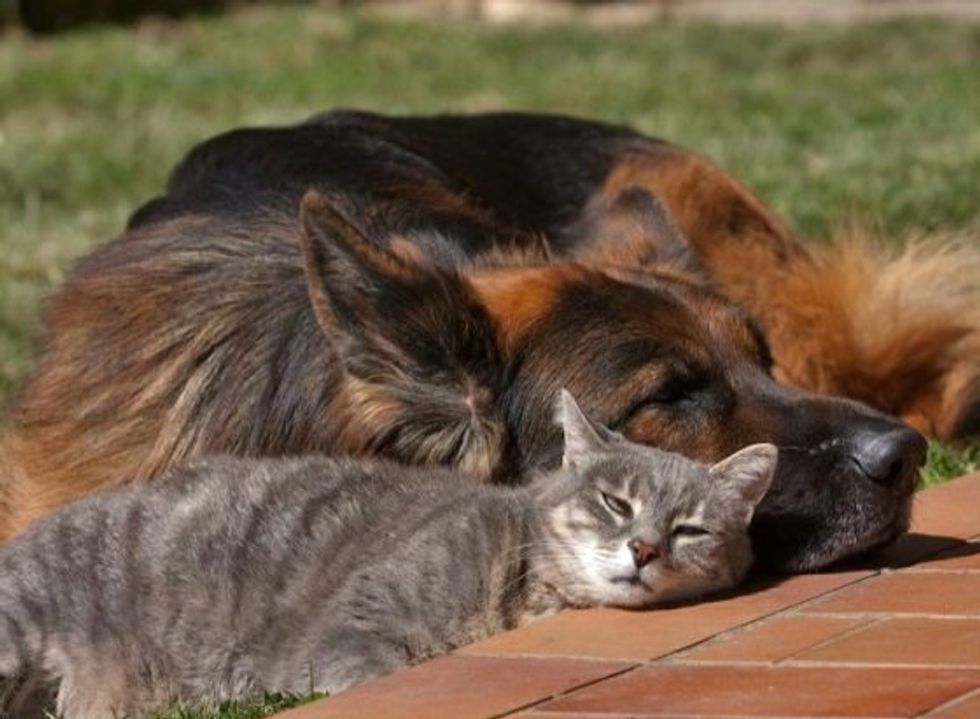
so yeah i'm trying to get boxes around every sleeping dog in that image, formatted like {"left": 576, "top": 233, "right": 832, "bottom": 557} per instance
{"left": 6, "top": 111, "right": 968, "bottom": 572}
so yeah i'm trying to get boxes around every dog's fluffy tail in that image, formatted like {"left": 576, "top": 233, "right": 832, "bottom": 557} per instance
{"left": 765, "top": 226, "right": 980, "bottom": 440}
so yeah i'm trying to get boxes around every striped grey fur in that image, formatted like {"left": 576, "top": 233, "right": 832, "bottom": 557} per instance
{"left": 0, "top": 392, "right": 776, "bottom": 718}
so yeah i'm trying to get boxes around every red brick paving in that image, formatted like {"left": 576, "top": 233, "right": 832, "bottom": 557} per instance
{"left": 682, "top": 615, "right": 871, "bottom": 663}
{"left": 927, "top": 690, "right": 980, "bottom": 719}
{"left": 803, "top": 572, "right": 980, "bottom": 616}
{"left": 458, "top": 571, "right": 868, "bottom": 661}
{"left": 276, "top": 655, "right": 632, "bottom": 719}
{"left": 277, "top": 472, "right": 980, "bottom": 719}
{"left": 538, "top": 665, "right": 980, "bottom": 717}
{"left": 794, "top": 617, "right": 980, "bottom": 667}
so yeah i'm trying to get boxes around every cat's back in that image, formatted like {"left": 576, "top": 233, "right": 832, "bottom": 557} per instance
{"left": 0, "top": 454, "right": 489, "bottom": 587}
{"left": 138, "top": 454, "right": 529, "bottom": 674}
{"left": 0, "top": 453, "right": 525, "bottom": 710}
{"left": 142, "top": 454, "right": 491, "bottom": 565}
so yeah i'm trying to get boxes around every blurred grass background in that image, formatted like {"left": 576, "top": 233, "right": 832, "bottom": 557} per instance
{"left": 0, "top": 7, "right": 977, "bottom": 716}
{"left": 0, "top": 10, "right": 978, "bottom": 458}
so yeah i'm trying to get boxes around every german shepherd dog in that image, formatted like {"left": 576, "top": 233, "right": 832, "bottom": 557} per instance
{"left": 3, "top": 111, "right": 976, "bottom": 572}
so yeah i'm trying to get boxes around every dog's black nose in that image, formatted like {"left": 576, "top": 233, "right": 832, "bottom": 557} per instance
{"left": 851, "top": 426, "right": 927, "bottom": 488}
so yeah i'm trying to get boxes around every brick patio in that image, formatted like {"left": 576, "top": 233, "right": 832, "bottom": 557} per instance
{"left": 279, "top": 472, "right": 980, "bottom": 719}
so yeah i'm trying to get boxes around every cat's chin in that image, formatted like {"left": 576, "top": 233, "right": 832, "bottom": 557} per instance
{"left": 598, "top": 570, "right": 737, "bottom": 609}
{"left": 595, "top": 575, "right": 663, "bottom": 608}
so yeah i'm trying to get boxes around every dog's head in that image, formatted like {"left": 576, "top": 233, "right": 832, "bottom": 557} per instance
{"left": 300, "top": 190, "right": 926, "bottom": 572}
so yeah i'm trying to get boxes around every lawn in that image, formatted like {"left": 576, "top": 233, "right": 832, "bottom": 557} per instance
{"left": 154, "top": 692, "right": 324, "bottom": 719}
{"left": 0, "top": 7, "right": 978, "bottom": 716}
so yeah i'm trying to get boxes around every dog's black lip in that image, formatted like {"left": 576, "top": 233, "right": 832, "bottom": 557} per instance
{"left": 845, "top": 499, "right": 914, "bottom": 564}
{"left": 883, "top": 500, "right": 913, "bottom": 543}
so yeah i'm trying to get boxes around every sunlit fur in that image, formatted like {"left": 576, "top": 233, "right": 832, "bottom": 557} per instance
{"left": 0, "top": 395, "right": 772, "bottom": 718}
{"left": 761, "top": 228, "right": 980, "bottom": 440}
{"left": 534, "top": 394, "right": 776, "bottom": 608}
{"left": 594, "top": 149, "right": 980, "bottom": 443}
{"left": 0, "top": 111, "right": 937, "bottom": 574}
{"left": 0, "top": 188, "right": 924, "bottom": 573}
{"left": 537, "top": 469, "right": 750, "bottom": 608}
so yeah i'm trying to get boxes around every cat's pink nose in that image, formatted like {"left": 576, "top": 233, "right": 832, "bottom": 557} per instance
{"left": 628, "top": 538, "right": 658, "bottom": 568}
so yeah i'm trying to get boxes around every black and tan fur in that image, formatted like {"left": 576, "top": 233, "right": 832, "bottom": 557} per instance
{"left": 134, "top": 110, "right": 978, "bottom": 439}
{"left": 0, "top": 394, "right": 775, "bottom": 718}
{"left": 2, "top": 110, "right": 958, "bottom": 572}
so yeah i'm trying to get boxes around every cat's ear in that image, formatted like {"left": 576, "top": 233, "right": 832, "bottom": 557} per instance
{"left": 557, "top": 390, "right": 619, "bottom": 469}
{"left": 569, "top": 186, "right": 706, "bottom": 279}
{"left": 708, "top": 443, "right": 778, "bottom": 524}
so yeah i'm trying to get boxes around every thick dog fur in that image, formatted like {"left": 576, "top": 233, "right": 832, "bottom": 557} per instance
{"left": 128, "top": 110, "right": 980, "bottom": 441}
{"left": 764, "top": 230, "right": 980, "bottom": 440}
{"left": 581, "top": 152, "right": 980, "bottom": 441}
{"left": 1, "top": 110, "right": 967, "bottom": 572}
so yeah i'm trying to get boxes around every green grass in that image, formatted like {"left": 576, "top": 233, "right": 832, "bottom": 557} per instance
{"left": 1, "top": 10, "right": 979, "bottom": 715}
{"left": 154, "top": 692, "right": 324, "bottom": 719}
{"left": 921, "top": 442, "right": 980, "bottom": 488}
{"left": 2, "top": 10, "right": 980, "bottom": 410}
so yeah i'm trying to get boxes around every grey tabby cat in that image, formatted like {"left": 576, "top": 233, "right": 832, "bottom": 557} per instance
{"left": 0, "top": 392, "right": 776, "bottom": 719}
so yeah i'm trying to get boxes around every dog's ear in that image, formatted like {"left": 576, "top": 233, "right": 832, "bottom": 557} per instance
{"left": 301, "top": 190, "right": 426, "bottom": 340}
{"left": 300, "top": 190, "right": 508, "bottom": 479}
{"left": 569, "top": 186, "right": 706, "bottom": 279}
{"left": 709, "top": 443, "right": 778, "bottom": 525}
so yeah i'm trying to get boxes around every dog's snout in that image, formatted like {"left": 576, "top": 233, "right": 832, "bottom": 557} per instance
{"left": 850, "top": 426, "right": 927, "bottom": 488}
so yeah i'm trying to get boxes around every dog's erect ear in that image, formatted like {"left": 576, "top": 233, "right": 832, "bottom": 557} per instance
{"left": 557, "top": 389, "right": 620, "bottom": 469}
{"left": 570, "top": 186, "right": 706, "bottom": 279}
{"left": 300, "top": 190, "right": 501, "bottom": 366}
{"left": 301, "top": 190, "right": 427, "bottom": 339}
{"left": 709, "top": 443, "right": 778, "bottom": 525}
{"left": 300, "top": 190, "right": 508, "bottom": 479}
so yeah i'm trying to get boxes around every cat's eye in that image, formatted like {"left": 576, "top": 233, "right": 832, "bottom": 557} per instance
{"left": 672, "top": 524, "right": 710, "bottom": 538}
{"left": 600, "top": 492, "right": 633, "bottom": 518}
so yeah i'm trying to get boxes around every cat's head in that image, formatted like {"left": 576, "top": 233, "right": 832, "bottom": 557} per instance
{"left": 533, "top": 390, "right": 777, "bottom": 608}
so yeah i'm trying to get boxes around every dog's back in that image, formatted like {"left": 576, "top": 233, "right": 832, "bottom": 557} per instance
{"left": 140, "top": 110, "right": 980, "bottom": 441}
